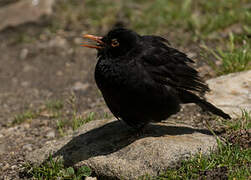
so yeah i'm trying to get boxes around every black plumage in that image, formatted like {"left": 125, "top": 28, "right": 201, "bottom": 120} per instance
{"left": 82, "top": 28, "right": 231, "bottom": 129}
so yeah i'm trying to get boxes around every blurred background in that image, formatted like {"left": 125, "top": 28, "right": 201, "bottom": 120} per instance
{"left": 0, "top": 0, "right": 250, "bottom": 178}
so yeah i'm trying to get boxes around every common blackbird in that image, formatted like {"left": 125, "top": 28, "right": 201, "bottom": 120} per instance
{"left": 82, "top": 28, "right": 231, "bottom": 129}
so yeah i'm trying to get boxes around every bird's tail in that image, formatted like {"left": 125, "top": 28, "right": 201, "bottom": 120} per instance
{"left": 178, "top": 89, "right": 231, "bottom": 119}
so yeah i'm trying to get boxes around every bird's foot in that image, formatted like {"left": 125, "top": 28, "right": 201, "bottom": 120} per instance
{"left": 135, "top": 125, "right": 147, "bottom": 137}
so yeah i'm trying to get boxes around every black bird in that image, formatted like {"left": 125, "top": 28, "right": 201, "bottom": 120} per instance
{"left": 82, "top": 28, "right": 231, "bottom": 129}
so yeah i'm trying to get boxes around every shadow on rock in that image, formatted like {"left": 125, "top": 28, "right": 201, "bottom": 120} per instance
{"left": 51, "top": 120, "right": 214, "bottom": 166}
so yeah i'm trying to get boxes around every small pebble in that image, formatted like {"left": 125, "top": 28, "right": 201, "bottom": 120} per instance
{"left": 85, "top": 177, "right": 97, "bottom": 180}
{"left": 56, "top": 71, "right": 63, "bottom": 76}
{"left": 20, "top": 48, "right": 29, "bottom": 60}
{"left": 2, "top": 163, "right": 10, "bottom": 171}
{"left": 23, "top": 123, "right": 30, "bottom": 129}
{"left": 40, "top": 34, "right": 47, "bottom": 41}
{"left": 11, "top": 165, "right": 17, "bottom": 170}
{"left": 32, "top": 0, "right": 39, "bottom": 6}
{"left": 23, "top": 144, "right": 33, "bottom": 151}
{"left": 74, "top": 37, "right": 82, "bottom": 45}
{"left": 68, "top": 48, "right": 74, "bottom": 54}
{"left": 186, "top": 52, "right": 196, "bottom": 59}
{"left": 73, "top": 82, "right": 90, "bottom": 91}
{"left": 49, "top": 36, "right": 67, "bottom": 48}
{"left": 12, "top": 78, "right": 18, "bottom": 84}
{"left": 46, "top": 131, "right": 55, "bottom": 138}
{"left": 21, "top": 81, "right": 30, "bottom": 87}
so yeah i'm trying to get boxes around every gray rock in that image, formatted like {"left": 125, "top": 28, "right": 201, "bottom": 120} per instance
{"left": 0, "top": 0, "right": 55, "bottom": 31}
{"left": 206, "top": 70, "right": 251, "bottom": 117}
{"left": 26, "top": 119, "right": 217, "bottom": 179}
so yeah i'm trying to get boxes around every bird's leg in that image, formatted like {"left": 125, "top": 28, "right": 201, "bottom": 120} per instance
{"left": 135, "top": 124, "right": 147, "bottom": 137}
{"left": 121, "top": 123, "right": 147, "bottom": 141}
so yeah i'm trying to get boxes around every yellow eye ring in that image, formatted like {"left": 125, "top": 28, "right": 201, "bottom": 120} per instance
{"left": 111, "top": 39, "right": 119, "bottom": 47}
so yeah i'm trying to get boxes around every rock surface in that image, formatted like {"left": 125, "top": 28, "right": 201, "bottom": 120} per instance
{"left": 0, "top": 0, "right": 55, "bottom": 31}
{"left": 26, "top": 119, "right": 217, "bottom": 179}
{"left": 206, "top": 70, "right": 251, "bottom": 117}
{"left": 25, "top": 71, "right": 251, "bottom": 179}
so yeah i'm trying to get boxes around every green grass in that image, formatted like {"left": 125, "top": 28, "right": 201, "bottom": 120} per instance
{"left": 56, "top": 112, "right": 96, "bottom": 136}
{"left": 41, "top": 100, "right": 64, "bottom": 119}
{"left": 56, "top": 119, "right": 67, "bottom": 137}
{"left": 54, "top": 94, "right": 97, "bottom": 136}
{"left": 22, "top": 155, "right": 92, "bottom": 179}
{"left": 67, "top": 94, "right": 96, "bottom": 131}
{"left": 103, "top": 112, "right": 113, "bottom": 119}
{"left": 12, "top": 111, "right": 37, "bottom": 125}
{"left": 45, "top": 100, "right": 64, "bottom": 111}
{"left": 80, "top": 0, "right": 250, "bottom": 36}
{"left": 15, "top": 32, "right": 35, "bottom": 44}
{"left": 72, "top": 112, "right": 96, "bottom": 131}
{"left": 223, "top": 110, "right": 251, "bottom": 131}
{"left": 154, "top": 142, "right": 251, "bottom": 180}
{"left": 11, "top": 98, "right": 96, "bottom": 133}
{"left": 202, "top": 33, "right": 251, "bottom": 75}
{"left": 53, "top": 0, "right": 250, "bottom": 37}
{"left": 12, "top": 100, "right": 64, "bottom": 125}
{"left": 53, "top": 0, "right": 250, "bottom": 75}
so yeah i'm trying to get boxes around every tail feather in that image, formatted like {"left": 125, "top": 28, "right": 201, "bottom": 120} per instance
{"left": 178, "top": 90, "right": 231, "bottom": 119}
{"left": 196, "top": 98, "right": 231, "bottom": 119}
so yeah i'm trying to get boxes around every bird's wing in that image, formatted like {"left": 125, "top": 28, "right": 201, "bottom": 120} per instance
{"left": 140, "top": 36, "right": 209, "bottom": 94}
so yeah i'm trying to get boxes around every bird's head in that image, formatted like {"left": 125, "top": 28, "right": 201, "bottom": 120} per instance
{"left": 81, "top": 28, "right": 140, "bottom": 58}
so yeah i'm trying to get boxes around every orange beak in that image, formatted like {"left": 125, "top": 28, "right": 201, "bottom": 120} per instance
{"left": 81, "top": 34, "right": 104, "bottom": 49}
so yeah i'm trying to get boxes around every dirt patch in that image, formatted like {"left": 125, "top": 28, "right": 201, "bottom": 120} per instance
{"left": 199, "top": 166, "right": 228, "bottom": 180}
{"left": 224, "top": 129, "right": 251, "bottom": 149}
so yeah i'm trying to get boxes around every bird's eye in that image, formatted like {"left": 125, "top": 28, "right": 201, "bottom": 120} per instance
{"left": 111, "top": 39, "right": 119, "bottom": 47}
